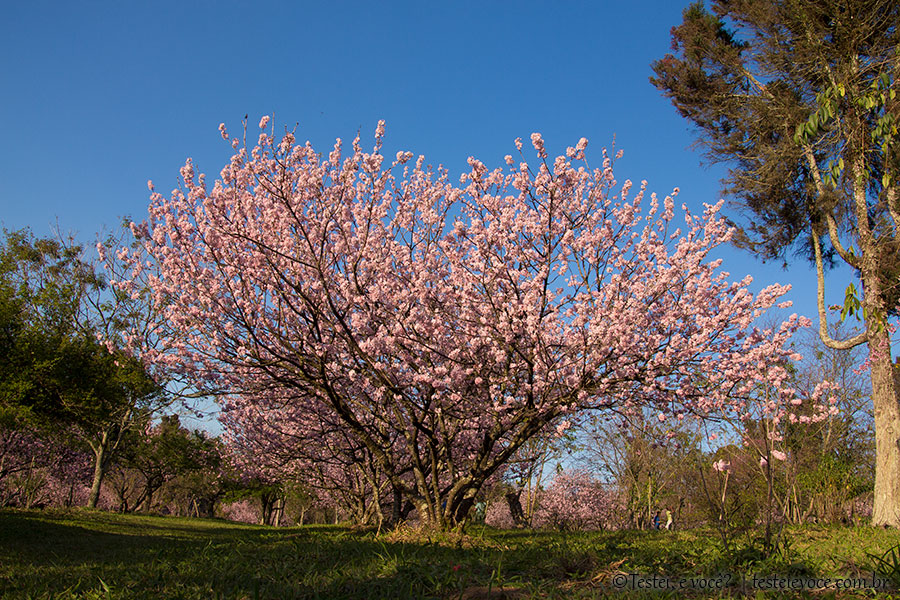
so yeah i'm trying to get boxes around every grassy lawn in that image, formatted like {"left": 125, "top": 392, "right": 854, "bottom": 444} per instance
{"left": 3, "top": 509, "right": 900, "bottom": 599}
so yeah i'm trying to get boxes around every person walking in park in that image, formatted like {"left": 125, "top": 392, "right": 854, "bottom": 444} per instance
{"left": 665, "top": 508, "right": 674, "bottom": 531}
{"left": 473, "top": 501, "right": 486, "bottom": 525}
{"left": 652, "top": 510, "right": 661, "bottom": 530}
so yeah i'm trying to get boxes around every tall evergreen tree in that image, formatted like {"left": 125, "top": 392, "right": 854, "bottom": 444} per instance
{"left": 651, "top": 0, "right": 900, "bottom": 525}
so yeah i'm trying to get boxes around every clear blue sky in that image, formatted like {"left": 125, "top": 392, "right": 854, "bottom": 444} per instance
{"left": 1, "top": 1, "right": 857, "bottom": 426}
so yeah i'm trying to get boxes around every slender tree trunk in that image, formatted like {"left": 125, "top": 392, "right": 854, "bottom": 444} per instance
{"left": 86, "top": 414, "right": 131, "bottom": 510}
{"left": 259, "top": 493, "right": 270, "bottom": 525}
{"left": 87, "top": 439, "right": 108, "bottom": 509}
{"left": 273, "top": 496, "right": 284, "bottom": 527}
{"left": 765, "top": 456, "right": 773, "bottom": 550}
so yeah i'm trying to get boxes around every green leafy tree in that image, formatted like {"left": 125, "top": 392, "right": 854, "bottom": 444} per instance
{"left": 0, "top": 229, "right": 163, "bottom": 507}
{"left": 651, "top": 0, "right": 900, "bottom": 526}
{"left": 110, "top": 414, "right": 220, "bottom": 513}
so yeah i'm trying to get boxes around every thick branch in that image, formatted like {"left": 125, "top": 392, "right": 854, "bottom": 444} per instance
{"left": 812, "top": 232, "right": 867, "bottom": 350}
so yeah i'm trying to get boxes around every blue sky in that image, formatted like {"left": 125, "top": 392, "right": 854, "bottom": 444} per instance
{"left": 1, "top": 1, "right": 858, "bottom": 426}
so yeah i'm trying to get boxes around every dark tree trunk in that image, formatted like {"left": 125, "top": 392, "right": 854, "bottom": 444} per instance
{"left": 505, "top": 490, "right": 526, "bottom": 526}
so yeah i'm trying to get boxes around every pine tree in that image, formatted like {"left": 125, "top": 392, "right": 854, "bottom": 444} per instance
{"left": 651, "top": 0, "right": 900, "bottom": 526}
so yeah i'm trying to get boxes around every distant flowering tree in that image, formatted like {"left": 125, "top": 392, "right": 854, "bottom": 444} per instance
{"left": 485, "top": 420, "right": 576, "bottom": 527}
{"left": 0, "top": 428, "right": 51, "bottom": 501}
{"left": 126, "top": 117, "right": 834, "bottom": 528}
{"left": 484, "top": 498, "right": 516, "bottom": 529}
{"left": 0, "top": 426, "right": 92, "bottom": 508}
{"left": 533, "top": 469, "right": 622, "bottom": 531}
{"left": 221, "top": 498, "right": 259, "bottom": 524}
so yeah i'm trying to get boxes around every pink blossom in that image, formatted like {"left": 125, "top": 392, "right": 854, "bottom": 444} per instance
{"left": 771, "top": 449, "right": 787, "bottom": 461}
{"left": 530, "top": 133, "right": 547, "bottom": 158}
{"left": 713, "top": 459, "right": 731, "bottom": 473}
{"left": 485, "top": 501, "right": 516, "bottom": 528}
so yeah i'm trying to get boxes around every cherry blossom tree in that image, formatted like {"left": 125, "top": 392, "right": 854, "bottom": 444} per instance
{"left": 0, "top": 427, "right": 51, "bottom": 502}
{"left": 127, "top": 117, "right": 834, "bottom": 528}
{"left": 0, "top": 426, "right": 92, "bottom": 508}
{"left": 495, "top": 428, "right": 570, "bottom": 527}
{"left": 532, "top": 468, "right": 623, "bottom": 531}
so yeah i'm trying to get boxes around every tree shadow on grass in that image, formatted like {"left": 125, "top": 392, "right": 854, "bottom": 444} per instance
{"left": 0, "top": 510, "right": 498, "bottom": 598}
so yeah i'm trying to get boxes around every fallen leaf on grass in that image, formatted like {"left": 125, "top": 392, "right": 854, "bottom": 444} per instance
{"left": 591, "top": 558, "right": 627, "bottom": 584}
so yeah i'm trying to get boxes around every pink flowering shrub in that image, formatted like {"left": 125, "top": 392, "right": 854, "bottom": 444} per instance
{"left": 533, "top": 469, "right": 623, "bottom": 531}
{"left": 42, "top": 473, "right": 92, "bottom": 508}
{"left": 0, "top": 427, "right": 93, "bottom": 509}
{"left": 221, "top": 499, "right": 259, "bottom": 524}
{"left": 852, "top": 494, "right": 873, "bottom": 520}
{"left": 484, "top": 500, "right": 516, "bottom": 529}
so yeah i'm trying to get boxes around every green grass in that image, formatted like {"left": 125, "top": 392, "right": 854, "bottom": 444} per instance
{"left": 3, "top": 509, "right": 900, "bottom": 599}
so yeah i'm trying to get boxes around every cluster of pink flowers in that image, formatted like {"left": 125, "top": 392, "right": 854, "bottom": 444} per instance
{"left": 484, "top": 501, "right": 517, "bottom": 528}
{"left": 712, "top": 459, "right": 732, "bottom": 474}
